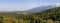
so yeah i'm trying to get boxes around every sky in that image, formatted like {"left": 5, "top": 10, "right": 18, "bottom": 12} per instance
{"left": 0, "top": 0, "right": 60, "bottom": 11}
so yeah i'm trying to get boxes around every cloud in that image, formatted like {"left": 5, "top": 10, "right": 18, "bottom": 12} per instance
{"left": 55, "top": 3, "right": 60, "bottom": 7}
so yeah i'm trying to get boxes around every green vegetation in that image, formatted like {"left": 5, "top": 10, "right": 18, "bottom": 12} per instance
{"left": 0, "top": 7, "right": 60, "bottom": 23}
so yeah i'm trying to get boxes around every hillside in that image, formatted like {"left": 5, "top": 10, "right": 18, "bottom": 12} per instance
{"left": 0, "top": 7, "right": 60, "bottom": 23}
{"left": 30, "top": 7, "right": 60, "bottom": 23}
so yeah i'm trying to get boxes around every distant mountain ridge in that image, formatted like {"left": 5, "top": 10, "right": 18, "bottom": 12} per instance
{"left": 26, "top": 5, "right": 57, "bottom": 12}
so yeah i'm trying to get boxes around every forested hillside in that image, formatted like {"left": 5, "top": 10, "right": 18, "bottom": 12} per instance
{"left": 0, "top": 7, "right": 60, "bottom": 23}
{"left": 30, "top": 7, "right": 60, "bottom": 23}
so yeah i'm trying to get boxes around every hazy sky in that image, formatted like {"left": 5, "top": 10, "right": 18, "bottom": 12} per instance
{"left": 0, "top": 0, "right": 60, "bottom": 11}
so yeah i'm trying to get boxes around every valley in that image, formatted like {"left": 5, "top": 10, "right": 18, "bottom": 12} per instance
{"left": 0, "top": 7, "right": 60, "bottom": 23}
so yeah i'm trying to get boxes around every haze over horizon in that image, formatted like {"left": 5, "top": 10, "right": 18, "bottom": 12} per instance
{"left": 0, "top": 0, "right": 60, "bottom": 11}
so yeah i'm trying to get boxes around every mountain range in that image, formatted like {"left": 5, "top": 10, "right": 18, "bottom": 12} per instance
{"left": 26, "top": 5, "right": 58, "bottom": 12}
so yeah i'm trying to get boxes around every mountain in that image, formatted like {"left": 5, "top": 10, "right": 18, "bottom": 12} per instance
{"left": 32, "top": 7, "right": 60, "bottom": 20}
{"left": 26, "top": 5, "right": 56, "bottom": 12}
